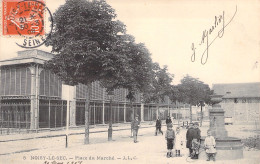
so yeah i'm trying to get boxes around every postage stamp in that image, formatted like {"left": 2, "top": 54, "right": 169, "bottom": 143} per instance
{"left": 1, "top": 0, "right": 53, "bottom": 48}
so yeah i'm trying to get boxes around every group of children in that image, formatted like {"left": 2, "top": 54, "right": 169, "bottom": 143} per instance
{"left": 164, "top": 122, "right": 217, "bottom": 161}
{"left": 165, "top": 123, "right": 184, "bottom": 158}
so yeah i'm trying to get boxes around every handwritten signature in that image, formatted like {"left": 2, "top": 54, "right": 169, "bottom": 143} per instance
{"left": 191, "top": 6, "right": 237, "bottom": 65}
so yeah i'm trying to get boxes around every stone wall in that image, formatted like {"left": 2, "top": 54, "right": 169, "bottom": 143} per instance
{"left": 220, "top": 98, "right": 260, "bottom": 124}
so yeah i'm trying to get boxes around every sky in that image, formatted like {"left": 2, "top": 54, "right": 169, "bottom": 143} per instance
{"left": 0, "top": 0, "right": 260, "bottom": 88}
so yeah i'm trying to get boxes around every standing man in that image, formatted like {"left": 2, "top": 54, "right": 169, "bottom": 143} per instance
{"left": 166, "top": 116, "right": 172, "bottom": 125}
{"left": 186, "top": 122, "right": 194, "bottom": 157}
{"left": 155, "top": 117, "right": 163, "bottom": 135}
{"left": 132, "top": 115, "right": 140, "bottom": 143}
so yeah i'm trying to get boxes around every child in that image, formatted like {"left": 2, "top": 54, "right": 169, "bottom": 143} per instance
{"left": 175, "top": 127, "right": 184, "bottom": 157}
{"left": 165, "top": 123, "right": 175, "bottom": 158}
{"left": 204, "top": 130, "right": 217, "bottom": 161}
{"left": 191, "top": 122, "right": 201, "bottom": 159}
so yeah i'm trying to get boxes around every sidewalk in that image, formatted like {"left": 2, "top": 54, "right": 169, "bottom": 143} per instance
{"left": 1, "top": 123, "right": 259, "bottom": 164}
{"left": 0, "top": 121, "right": 155, "bottom": 142}
{"left": 0, "top": 120, "right": 189, "bottom": 143}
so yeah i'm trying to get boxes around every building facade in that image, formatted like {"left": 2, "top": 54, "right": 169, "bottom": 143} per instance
{"left": 0, "top": 50, "right": 66, "bottom": 131}
{"left": 0, "top": 50, "right": 170, "bottom": 132}
{"left": 212, "top": 83, "right": 260, "bottom": 124}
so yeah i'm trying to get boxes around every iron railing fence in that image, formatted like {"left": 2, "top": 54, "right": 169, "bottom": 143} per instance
{"left": 0, "top": 107, "right": 31, "bottom": 135}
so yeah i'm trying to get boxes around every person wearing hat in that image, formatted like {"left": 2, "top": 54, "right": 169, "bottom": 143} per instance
{"left": 165, "top": 123, "right": 175, "bottom": 158}
{"left": 155, "top": 117, "right": 163, "bottom": 136}
{"left": 166, "top": 116, "right": 172, "bottom": 125}
{"left": 131, "top": 115, "right": 140, "bottom": 143}
{"left": 191, "top": 122, "right": 201, "bottom": 159}
{"left": 186, "top": 122, "right": 195, "bottom": 157}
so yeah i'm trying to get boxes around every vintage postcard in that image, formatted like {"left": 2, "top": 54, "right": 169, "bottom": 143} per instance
{"left": 0, "top": 0, "right": 259, "bottom": 164}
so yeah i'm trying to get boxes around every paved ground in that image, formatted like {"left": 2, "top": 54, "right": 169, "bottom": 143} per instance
{"left": 0, "top": 121, "right": 259, "bottom": 164}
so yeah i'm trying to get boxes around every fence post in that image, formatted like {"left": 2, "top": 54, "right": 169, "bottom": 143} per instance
{"left": 19, "top": 107, "right": 21, "bottom": 134}
{"left": 15, "top": 106, "right": 18, "bottom": 132}
{"left": 25, "top": 110, "right": 28, "bottom": 133}
{"left": 10, "top": 105, "right": 13, "bottom": 134}
{"left": 7, "top": 110, "right": 10, "bottom": 135}
{"left": 55, "top": 105, "right": 57, "bottom": 130}
{"left": 4, "top": 110, "right": 6, "bottom": 133}
{"left": 0, "top": 110, "right": 2, "bottom": 134}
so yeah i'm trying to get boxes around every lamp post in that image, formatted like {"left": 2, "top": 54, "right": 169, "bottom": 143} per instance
{"left": 107, "top": 90, "right": 114, "bottom": 141}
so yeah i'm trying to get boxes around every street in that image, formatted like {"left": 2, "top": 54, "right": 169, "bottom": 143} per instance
{"left": 0, "top": 122, "right": 260, "bottom": 164}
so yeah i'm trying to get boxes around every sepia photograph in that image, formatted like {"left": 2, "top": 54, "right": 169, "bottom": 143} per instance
{"left": 0, "top": 0, "right": 259, "bottom": 163}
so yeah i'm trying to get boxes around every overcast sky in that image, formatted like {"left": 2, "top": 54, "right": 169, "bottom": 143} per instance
{"left": 1, "top": 0, "right": 259, "bottom": 87}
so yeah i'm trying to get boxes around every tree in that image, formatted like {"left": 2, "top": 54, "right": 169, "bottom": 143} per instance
{"left": 176, "top": 75, "right": 212, "bottom": 124}
{"left": 168, "top": 85, "right": 181, "bottom": 124}
{"left": 123, "top": 42, "right": 154, "bottom": 118}
{"left": 45, "top": 0, "right": 127, "bottom": 86}
{"left": 143, "top": 64, "right": 174, "bottom": 119}
{"left": 44, "top": 0, "right": 154, "bottom": 143}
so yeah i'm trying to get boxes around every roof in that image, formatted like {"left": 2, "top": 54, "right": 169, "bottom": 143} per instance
{"left": 212, "top": 82, "right": 260, "bottom": 98}
{"left": 0, "top": 49, "right": 53, "bottom": 66}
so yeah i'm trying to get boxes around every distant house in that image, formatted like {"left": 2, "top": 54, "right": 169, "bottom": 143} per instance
{"left": 212, "top": 82, "right": 260, "bottom": 124}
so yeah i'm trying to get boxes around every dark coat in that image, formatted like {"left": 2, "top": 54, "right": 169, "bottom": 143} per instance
{"left": 186, "top": 127, "right": 194, "bottom": 148}
{"left": 131, "top": 119, "right": 140, "bottom": 130}
{"left": 155, "top": 119, "right": 162, "bottom": 127}
{"left": 186, "top": 127, "right": 201, "bottom": 148}
{"left": 166, "top": 118, "right": 172, "bottom": 124}
{"left": 193, "top": 127, "right": 201, "bottom": 141}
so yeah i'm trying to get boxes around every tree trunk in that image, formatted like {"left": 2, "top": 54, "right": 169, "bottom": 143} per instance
{"left": 177, "top": 101, "right": 180, "bottom": 127}
{"left": 189, "top": 104, "right": 192, "bottom": 123}
{"left": 108, "top": 97, "right": 113, "bottom": 141}
{"left": 84, "top": 83, "right": 91, "bottom": 144}
{"left": 156, "top": 104, "right": 159, "bottom": 119}
{"left": 130, "top": 100, "right": 134, "bottom": 119}
{"left": 130, "top": 100, "right": 134, "bottom": 137}
{"left": 200, "top": 105, "right": 203, "bottom": 127}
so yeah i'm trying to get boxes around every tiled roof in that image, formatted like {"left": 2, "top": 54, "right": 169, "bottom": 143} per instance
{"left": 212, "top": 82, "right": 260, "bottom": 98}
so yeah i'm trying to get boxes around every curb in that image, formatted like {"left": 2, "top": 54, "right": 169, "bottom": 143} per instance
{"left": 0, "top": 125, "right": 155, "bottom": 143}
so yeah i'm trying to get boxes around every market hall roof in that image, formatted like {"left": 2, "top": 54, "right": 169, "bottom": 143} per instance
{"left": 0, "top": 50, "right": 53, "bottom": 66}
{"left": 212, "top": 82, "right": 260, "bottom": 98}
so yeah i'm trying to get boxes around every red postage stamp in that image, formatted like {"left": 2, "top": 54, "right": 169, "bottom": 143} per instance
{"left": 2, "top": 0, "right": 45, "bottom": 36}
{"left": 1, "top": 0, "right": 53, "bottom": 48}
